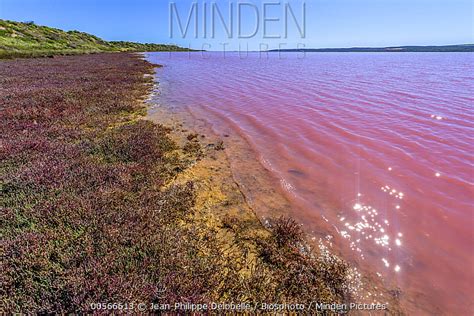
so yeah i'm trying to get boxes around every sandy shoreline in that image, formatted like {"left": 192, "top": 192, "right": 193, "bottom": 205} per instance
{"left": 144, "top": 57, "right": 408, "bottom": 314}
{"left": 141, "top": 50, "right": 474, "bottom": 315}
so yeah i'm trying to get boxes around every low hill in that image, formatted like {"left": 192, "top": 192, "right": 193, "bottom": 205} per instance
{"left": 270, "top": 44, "right": 474, "bottom": 53}
{"left": 0, "top": 20, "right": 190, "bottom": 58}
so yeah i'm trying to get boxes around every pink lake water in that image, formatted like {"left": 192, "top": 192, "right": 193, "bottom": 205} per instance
{"left": 147, "top": 52, "right": 474, "bottom": 314}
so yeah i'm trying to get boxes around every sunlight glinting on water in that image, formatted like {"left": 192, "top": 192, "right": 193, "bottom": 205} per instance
{"left": 335, "top": 186, "right": 406, "bottom": 273}
{"left": 147, "top": 52, "right": 474, "bottom": 314}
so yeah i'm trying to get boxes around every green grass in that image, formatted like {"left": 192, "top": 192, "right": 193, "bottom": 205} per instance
{"left": 0, "top": 19, "right": 191, "bottom": 58}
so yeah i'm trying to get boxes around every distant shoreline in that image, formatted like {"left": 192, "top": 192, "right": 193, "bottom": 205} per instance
{"left": 269, "top": 44, "right": 474, "bottom": 53}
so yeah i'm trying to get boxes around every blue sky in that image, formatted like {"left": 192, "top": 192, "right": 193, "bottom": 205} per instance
{"left": 1, "top": 0, "right": 472, "bottom": 50}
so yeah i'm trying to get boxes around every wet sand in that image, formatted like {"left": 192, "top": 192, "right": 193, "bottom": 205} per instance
{"left": 145, "top": 67, "right": 404, "bottom": 314}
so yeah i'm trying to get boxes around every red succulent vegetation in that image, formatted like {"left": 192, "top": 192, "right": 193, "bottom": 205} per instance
{"left": 0, "top": 53, "right": 356, "bottom": 313}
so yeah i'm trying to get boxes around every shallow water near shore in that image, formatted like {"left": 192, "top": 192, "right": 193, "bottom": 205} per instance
{"left": 146, "top": 52, "right": 474, "bottom": 314}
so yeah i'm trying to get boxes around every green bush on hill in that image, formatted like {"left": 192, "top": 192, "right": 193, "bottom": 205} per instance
{"left": 0, "top": 19, "right": 191, "bottom": 58}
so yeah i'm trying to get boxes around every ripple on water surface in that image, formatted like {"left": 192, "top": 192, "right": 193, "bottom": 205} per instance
{"left": 147, "top": 52, "right": 474, "bottom": 314}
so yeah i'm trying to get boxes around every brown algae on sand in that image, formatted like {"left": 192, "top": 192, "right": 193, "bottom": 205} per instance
{"left": 146, "top": 84, "right": 389, "bottom": 310}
